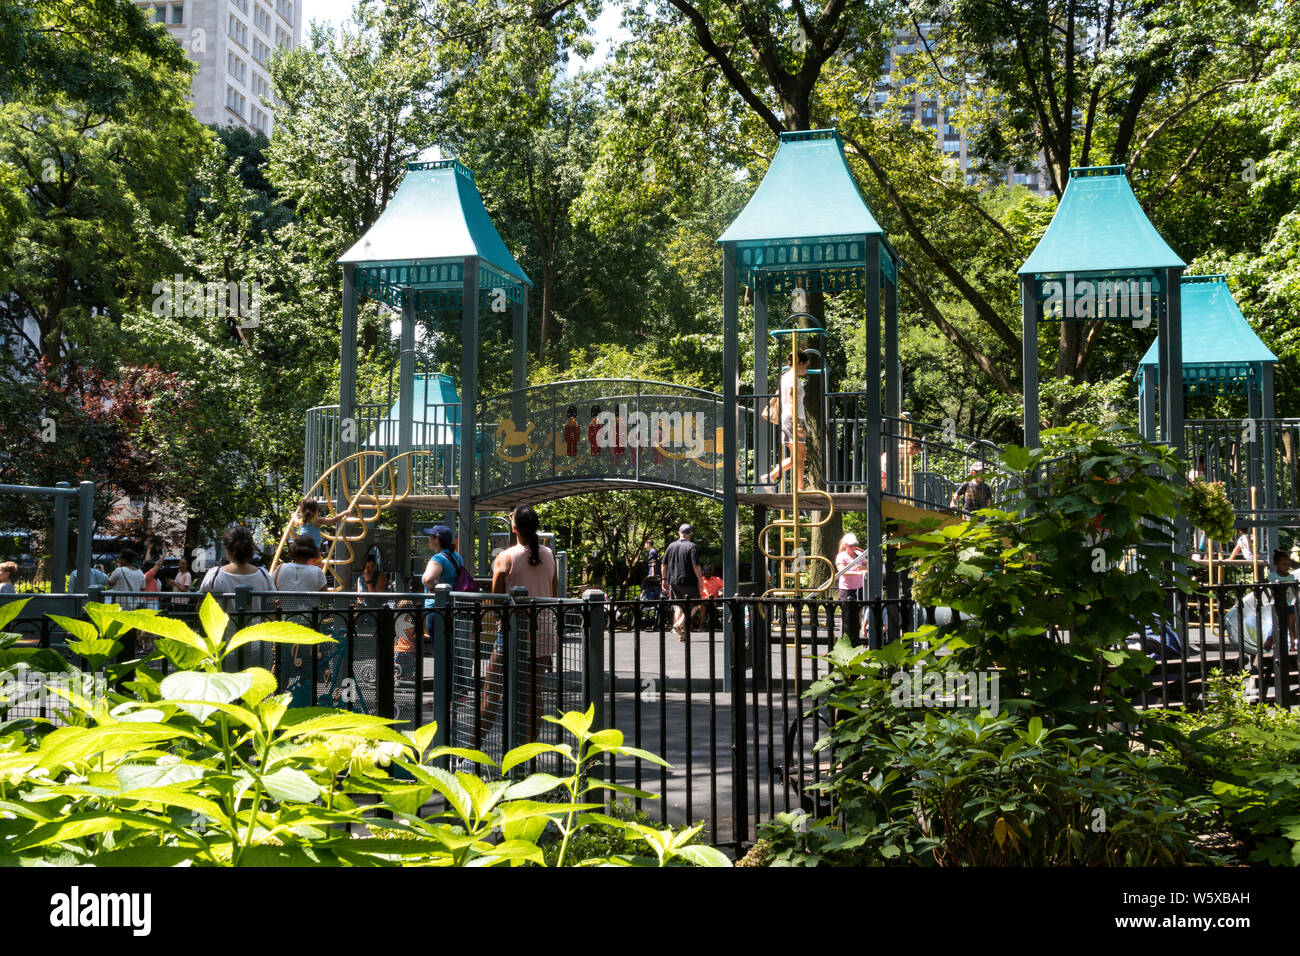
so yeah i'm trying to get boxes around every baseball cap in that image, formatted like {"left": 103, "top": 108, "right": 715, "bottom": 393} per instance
{"left": 423, "top": 525, "right": 454, "bottom": 546}
{"left": 679, "top": 523, "right": 693, "bottom": 535}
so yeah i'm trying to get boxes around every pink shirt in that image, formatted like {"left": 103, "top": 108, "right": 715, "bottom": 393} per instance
{"left": 497, "top": 543, "right": 557, "bottom": 656}
{"left": 836, "top": 549, "right": 864, "bottom": 591}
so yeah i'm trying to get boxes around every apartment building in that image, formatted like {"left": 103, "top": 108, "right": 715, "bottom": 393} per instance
{"left": 136, "top": 0, "right": 301, "bottom": 137}
{"left": 881, "top": 23, "right": 1052, "bottom": 196}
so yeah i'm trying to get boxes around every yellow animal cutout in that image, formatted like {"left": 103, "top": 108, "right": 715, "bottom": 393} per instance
{"left": 495, "top": 419, "right": 539, "bottom": 462}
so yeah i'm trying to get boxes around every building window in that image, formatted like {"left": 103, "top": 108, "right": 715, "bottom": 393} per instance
{"left": 276, "top": 0, "right": 294, "bottom": 23}
{"left": 253, "top": 74, "right": 271, "bottom": 100}
{"left": 232, "top": 0, "right": 248, "bottom": 12}
{"left": 170, "top": 3, "right": 183, "bottom": 23}
{"left": 226, "top": 84, "right": 246, "bottom": 118}
{"left": 228, "top": 14, "right": 247, "bottom": 47}
{"left": 253, "top": 39, "right": 271, "bottom": 64}
{"left": 254, "top": 4, "right": 271, "bottom": 34}
{"left": 275, "top": 26, "right": 290, "bottom": 48}
{"left": 227, "top": 52, "right": 247, "bottom": 84}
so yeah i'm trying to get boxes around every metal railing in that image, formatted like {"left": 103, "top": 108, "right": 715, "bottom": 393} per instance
{"left": 1186, "top": 418, "right": 1300, "bottom": 519}
{"left": 12, "top": 580, "right": 1296, "bottom": 852}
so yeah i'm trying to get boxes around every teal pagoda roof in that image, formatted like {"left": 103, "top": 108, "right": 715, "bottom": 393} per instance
{"left": 365, "top": 373, "right": 461, "bottom": 448}
{"left": 1019, "top": 166, "right": 1184, "bottom": 276}
{"left": 340, "top": 160, "right": 530, "bottom": 309}
{"left": 1138, "top": 276, "right": 1277, "bottom": 393}
{"left": 719, "top": 129, "right": 896, "bottom": 292}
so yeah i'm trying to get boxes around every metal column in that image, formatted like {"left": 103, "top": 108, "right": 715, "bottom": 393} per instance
{"left": 864, "top": 237, "right": 883, "bottom": 601}
{"left": 753, "top": 275, "right": 768, "bottom": 486}
{"left": 52, "top": 481, "right": 70, "bottom": 592}
{"left": 1262, "top": 363, "right": 1277, "bottom": 556}
{"left": 511, "top": 286, "right": 529, "bottom": 490}
{"left": 1161, "top": 267, "right": 1186, "bottom": 464}
{"left": 76, "top": 481, "right": 93, "bottom": 591}
{"left": 1021, "top": 275, "right": 1040, "bottom": 449}
{"left": 722, "top": 244, "right": 740, "bottom": 690}
{"left": 1139, "top": 366, "right": 1157, "bottom": 441}
{"left": 394, "top": 293, "right": 416, "bottom": 590}
{"left": 459, "top": 258, "right": 480, "bottom": 571}
{"left": 337, "top": 264, "right": 358, "bottom": 515}
{"left": 883, "top": 266, "right": 899, "bottom": 495}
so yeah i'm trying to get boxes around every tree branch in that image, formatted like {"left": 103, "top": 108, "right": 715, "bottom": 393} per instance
{"left": 667, "top": 0, "right": 784, "bottom": 134}
{"left": 899, "top": 268, "right": 1019, "bottom": 396}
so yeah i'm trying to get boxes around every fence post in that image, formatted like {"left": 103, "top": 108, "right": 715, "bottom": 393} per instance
{"left": 505, "top": 585, "right": 527, "bottom": 754}
{"left": 583, "top": 590, "right": 607, "bottom": 731}
{"left": 730, "top": 596, "right": 750, "bottom": 849}
{"left": 431, "top": 584, "right": 452, "bottom": 755}
{"left": 376, "top": 604, "right": 395, "bottom": 719}
{"left": 52, "top": 481, "right": 70, "bottom": 593}
{"left": 233, "top": 587, "right": 251, "bottom": 672}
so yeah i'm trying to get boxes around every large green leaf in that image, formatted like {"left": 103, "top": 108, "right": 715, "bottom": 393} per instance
{"left": 159, "top": 671, "right": 254, "bottom": 722}
{"left": 224, "top": 620, "right": 333, "bottom": 656}
{"left": 17, "top": 814, "right": 158, "bottom": 849}
{"left": 259, "top": 768, "right": 321, "bottom": 804}
{"left": 87, "top": 845, "right": 197, "bottom": 867}
{"left": 240, "top": 667, "right": 277, "bottom": 706}
{"left": 0, "top": 647, "right": 75, "bottom": 674}
{"left": 116, "top": 762, "right": 206, "bottom": 791}
{"left": 0, "top": 598, "right": 31, "bottom": 632}
{"left": 109, "top": 611, "right": 207, "bottom": 654}
{"left": 46, "top": 615, "right": 98, "bottom": 645}
{"left": 121, "top": 786, "right": 230, "bottom": 827}
{"left": 38, "top": 724, "right": 191, "bottom": 769}
{"left": 198, "top": 594, "right": 229, "bottom": 645}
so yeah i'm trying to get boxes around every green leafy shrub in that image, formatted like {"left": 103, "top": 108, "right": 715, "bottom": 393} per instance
{"left": 899, "top": 425, "right": 1196, "bottom": 736}
{"left": 1185, "top": 480, "right": 1236, "bottom": 543}
{"left": 1159, "top": 671, "right": 1300, "bottom": 865}
{"left": 0, "top": 595, "right": 728, "bottom": 867}
{"left": 750, "top": 637, "right": 1224, "bottom": 867}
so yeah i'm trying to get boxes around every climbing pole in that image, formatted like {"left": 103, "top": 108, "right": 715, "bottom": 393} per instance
{"left": 761, "top": 318, "right": 836, "bottom": 598}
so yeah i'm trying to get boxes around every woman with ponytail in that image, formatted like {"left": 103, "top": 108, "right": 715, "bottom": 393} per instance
{"left": 478, "top": 506, "right": 557, "bottom": 736}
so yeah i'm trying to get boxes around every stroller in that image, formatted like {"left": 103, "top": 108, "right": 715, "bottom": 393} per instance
{"left": 613, "top": 572, "right": 665, "bottom": 632}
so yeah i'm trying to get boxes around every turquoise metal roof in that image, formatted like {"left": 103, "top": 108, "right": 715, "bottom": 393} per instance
{"left": 718, "top": 129, "right": 886, "bottom": 245}
{"left": 1019, "top": 166, "right": 1184, "bottom": 276}
{"left": 1138, "top": 276, "right": 1276, "bottom": 391}
{"left": 340, "top": 160, "right": 530, "bottom": 287}
{"left": 365, "top": 373, "right": 461, "bottom": 448}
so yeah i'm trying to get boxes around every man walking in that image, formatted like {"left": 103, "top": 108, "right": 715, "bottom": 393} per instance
{"left": 950, "top": 461, "right": 994, "bottom": 513}
{"left": 663, "top": 523, "right": 704, "bottom": 642}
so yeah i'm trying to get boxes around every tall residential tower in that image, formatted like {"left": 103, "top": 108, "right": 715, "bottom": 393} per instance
{"left": 136, "top": 0, "right": 301, "bottom": 136}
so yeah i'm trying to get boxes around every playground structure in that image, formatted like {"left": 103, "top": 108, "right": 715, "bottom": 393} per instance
{"left": 285, "top": 130, "right": 1294, "bottom": 606}
{"left": 0, "top": 482, "right": 94, "bottom": 591}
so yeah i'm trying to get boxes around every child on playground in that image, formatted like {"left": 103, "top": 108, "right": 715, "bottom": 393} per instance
{"left": 292, "top": 497, "right": 351, "bottom": 560}
{"left": 766, "top": 350, "right": 810, "bottom": 490}
{"left": 1267, "top": 549, "right": 1300, "bottom": 652}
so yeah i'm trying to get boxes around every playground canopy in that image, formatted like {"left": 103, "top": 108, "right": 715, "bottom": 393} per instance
{"left": 365, "top": 373, "right": 461, "bottom": 448}
{"left": 335, "top": 158, "right": 532, "bottom": 584}
{"left": 1019, "top": 166, "right": 1184, "bottom": 275}
{"left": 1018, "top": 165, "right": 1186, "bottom": 456}
{"left": 1138, "top": 275, "right": 1277, "bottom": 395}
{"left": 719, "top": 129, "right": 897, "bottom": 292}
{"left": 339, "top": 159, "right": 531, "bottom": 311}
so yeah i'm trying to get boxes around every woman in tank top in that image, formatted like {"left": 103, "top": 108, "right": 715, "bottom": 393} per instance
{"left": 478, "top": 506, "right": 557, "bottom": 735}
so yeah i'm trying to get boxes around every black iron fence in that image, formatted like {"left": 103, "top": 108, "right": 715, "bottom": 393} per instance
{"left": 3, "top": 581, "right": 1299, "bottom": 852}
